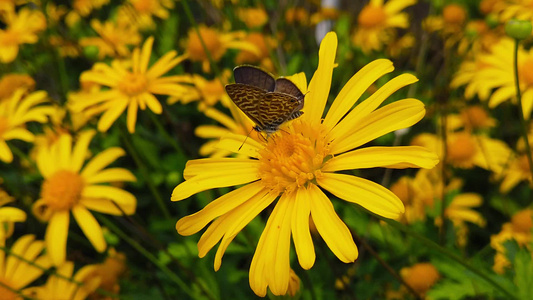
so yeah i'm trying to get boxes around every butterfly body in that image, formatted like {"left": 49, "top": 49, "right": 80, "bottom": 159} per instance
{"left": 225, "top": 65, "right": 305, "bottom": 135}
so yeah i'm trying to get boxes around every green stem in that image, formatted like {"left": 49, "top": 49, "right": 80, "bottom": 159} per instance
{"left": 373, "top": 215, "right": 516, "bottom": 299}
{"left": 119, "top": 124, "right": 172, "bottom": 220}
{"left": 512, "top": 39, "right": 533, "bottom": 191}
{"left": 96, "top": 215, "right": 198, "bottom": 298}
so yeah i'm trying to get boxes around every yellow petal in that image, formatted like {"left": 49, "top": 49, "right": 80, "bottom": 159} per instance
{"left": 327, "top": 73, "right": 418, "bottom": 141}
{"left": 97, "top": 98, "right": 128, "bottom": 132}
{"left": 70, "top": 130, "right": 96, "bottom": 173}
{"left": 217, "top": 133, "right": 262, "bottom": 158}
{"left": 126, "top": 99, "right": 138, "bottom": 133}
{"left": 81, "top": 185, "right": 137, "bottom": 215}
{"left": 86, "top": 168, "right": 136, "bottom": 184}
{"left": 45, "top": 211, "right": 70, "bottom": 265}
{"left": 6, "top": 234, "right": 35, "bottom": 278}
{"left": 0, "top": 207, "right": 26, "bottom": 223}
{"left": 331, "top": 99, "right": 425, "bottom": 154}
{"left": 72, "top": 205, "right": 106, "bottom": 252}
{"left": 212, "top": 190, "right": 277, "bottom": 271}
{"left": 81, "top": 147, "right": 126, "bottom": 179}
{"left": 304, "top": 32, "right": 337, "bottom": 124}
{"left": 172, "top": 161, "right": 260, "bottom": 201}
{"left": 291, "top": 186, "right": 315, "bottom": 270}
{"left": 323, "top": 59, "right": 394, "bottom": 129}
{"left": 308, "top": 184, "right": 358, "bottom": 263}
{"left": 142, "top": 93, "right": 162, "bottom": 114}
{"left": 81, "top": 198, "right": 135, "bottom": 215}
{"left": 0, "top": 140, "right": 13, "bottom": 163}
{"left": 57, "top": 133, "right": 73, "bottom": 169}
{"left": 322, "top": 146, "right": 439, "bottom": 172}
{"left": 249, "top": 193, "right": 293, "bottom": 296}
{"left": 183, "top": 158, "right": 259, "bottom": 180}
{"left": 3, "top": 128, "right": 35, "bottom": 142}
{"left": 317, "top": 173, "right": 404, "bottom": 219}
{"left": 176, "top": 182, "right": 265, "bottom": 236}
{"left": 139, "top": 36, "right": 154, "bottom": 74}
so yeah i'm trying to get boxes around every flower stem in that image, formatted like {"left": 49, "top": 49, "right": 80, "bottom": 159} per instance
{"left": 119, "top": 124, "right": 172, "bottom": 220}
{"left": 512, "top": 39, "right": 533, "bottom": 190}
{"left": 374, "top": 215, "right": 516, "bottom": 299}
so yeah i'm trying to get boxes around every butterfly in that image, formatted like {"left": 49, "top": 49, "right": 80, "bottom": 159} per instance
{"left": 225, "top": 65, "right": 305, "bottom": 135}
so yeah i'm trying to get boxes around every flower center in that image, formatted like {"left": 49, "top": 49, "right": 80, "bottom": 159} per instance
{"left": 258, "top": 120, "right": 330, "bottom": 195}
{"left": 186, "top": 27, "right": 224, "bottom": 61}
{"left": 0, "top": 277, "right": 17, "bottom": 300}
{"left": 390, "top": 177, "right": 415, "bottom": 205}
{"left": 520, "top": 58, "right": 533, "bottom": 87}
{"left": 447, "top": 133, "right": 476, "bottom": 164}
{"left": 41, "top": 170, "right": 84, "bottom": 211}
{"left": 118, "top": 73, "right": 148, "bottom": 96}
{"left": 358, "top": 5, "right": 386, "bottom": 28}
{"left": 131, "top": 0, "right": 156, "bottom": 13}
{"left": 442, "top": 4, "right": 467, "bottom": 26}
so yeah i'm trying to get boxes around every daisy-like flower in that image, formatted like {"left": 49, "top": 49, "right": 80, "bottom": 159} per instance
{"left": 79, "top": 19, "right": 141, "bottom": 59}
{"left": 32, "top": 130, "right": 137, "bottom": 265}
{"left": 24, "top": 261, "right": 101, "bottom": 299}
{"left": 399, "top": 262, "right": 440, "bottom": 298}
{"left": 0, "top": 89, "right": 54, "bottom": 163}
{"left": 424, "top": 4, "right": 468, "bottom": 51}
{"left": 454, "top": 38, "right": 533, "bottom": 118}
{"left": 351, "top": 0, "right": 416, "bottom": 53}
{"left": 172, "top": 32, "right": 438, "bottom": 296}
{"left": 447, "top": 105, "right": 497, "bottom": 132}
{"left": 412, "top": 131, "right": 511, "bottom": 174}
{"left": 0, "top": 235, "right": 52, "bottom": 298}
{"left": 237, "top": 7, "right": 269, "bottom": 28}
{"left": 167, "top": 71, "right": 229, "bottom": 109}
{"left": 0, "top": 187, "right": 26, "bottom": 240}
{"left": 116, "top": 0, "right": 174, "bottom": 30}
{"left": 184, "top": 25, "right": 259, "bottom": 72}
{"left": 499, "top": 152, "right": 532, "bottom": 192}
{"left": 0, "top": 7, "right": 46, "bottom": 63}
{"left": 494, "top": 0, "right": 533, "bottom": 23}
{"left": 69, "top": 37, "right": 189, "bottom": 133}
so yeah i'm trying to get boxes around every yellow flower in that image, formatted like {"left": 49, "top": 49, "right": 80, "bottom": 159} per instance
{"left": 499, "top": 151, "right": 532, "bottom": 193}
{"left": 352, "top": 0, "right": 416, "bottom": 53}
{"left": 0, "top": 89, "right": 54, "bottom": 163}
{"left": 235, "top": 32, "right": 275, "bottom": 72}
{"left": 168, "top": 71, "right": 230, "bottom": 109}
{"left": 69, "top": 37, "right": 189, "bottom": 133}
{"left": 85, "top": 248, "right": 127, "bottom": 298}
{"left": 0, "top": 73, "right": 35, "bottom": 99}
{"left": 49, "top": 35, "right": 81, "bottom": 58}
{"left": 491, "top": 208, "right": 532, "bottom": 274}
{"left": 238, "top": 7, "right": 268, "bottom": 28}
{"left": 32, "top": 130, "right": 137, "bottom": 265}
{"left": 285, "top": 7, "right": 310, "bottom": 26}
{"left": 117, "top": 0, "right": 174, "bottom": 30}
{"left": 447, "top": 105, "right": 497, "bottom": 131}
{"left": 172, "top": 32, "right": 438, "bottom": 296}
{"left": 400, "top": 262, "right": 440, "bottom": 297}
{"left": 72, "top": 0, "right": 109, "bottom": 17}
{"left": 0, "top": 235, "right": 52, "bottom": 298}
{"left": 185, "top": 25, "right": 259, "bottom": 72}
{"left": 412, "top": 131, "right": 511, "bottom": 173}
{"left": 423, "top": 4, "right": 469, "bottom": 51}
{"left": 0, "top": 187, "right": 26, "bottom": 240}
{"left": 495, "top": 0, "right": 533, "bottom": 23}
{"left": 0, "top": 7, "right": 46, "bottom": 63}
{"left": 79, "top": 19, "right": 141, "bottom": 59}
{"left": 24, "top": 261, "right": 101, "bottom": 299}
{"left": 454, "top": 38, "right": 533, "bottom": 118}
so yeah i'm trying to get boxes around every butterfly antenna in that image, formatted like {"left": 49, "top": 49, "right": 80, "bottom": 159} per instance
{"left": 239, "top": 127, "right": 255, "bottom": 151}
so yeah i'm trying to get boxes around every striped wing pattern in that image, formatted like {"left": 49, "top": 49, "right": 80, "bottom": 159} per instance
{"left": 226, "top": 65, "right": 305, "bottom": 134}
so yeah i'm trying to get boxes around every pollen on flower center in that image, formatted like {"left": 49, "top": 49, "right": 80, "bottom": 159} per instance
{"left": 520, "top": 58, "right": 533, "bottom": 87}
{"left": 258, "top": 120, "right": 330, "bottom": 194}
{"left": 41, "top": 170, "right": 84, "bottom": 211}
{"left": 118, "top": 73, "right": 148, "bottom": 96}
{"left": 358, "top": 5, "right": 386, "bottom": 28}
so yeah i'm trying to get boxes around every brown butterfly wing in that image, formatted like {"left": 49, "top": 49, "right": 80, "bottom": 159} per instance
{"left": 233, "top": 65, "right": 276, "bottom": 92}
{"left": 275, "top": 78, "right": 305, "bottom": 100}
{"left": 225, "top": 83, "right": 267, "bottom": 129}
{"left": 257, "top": 93, "right": 303, "bottom": 132}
